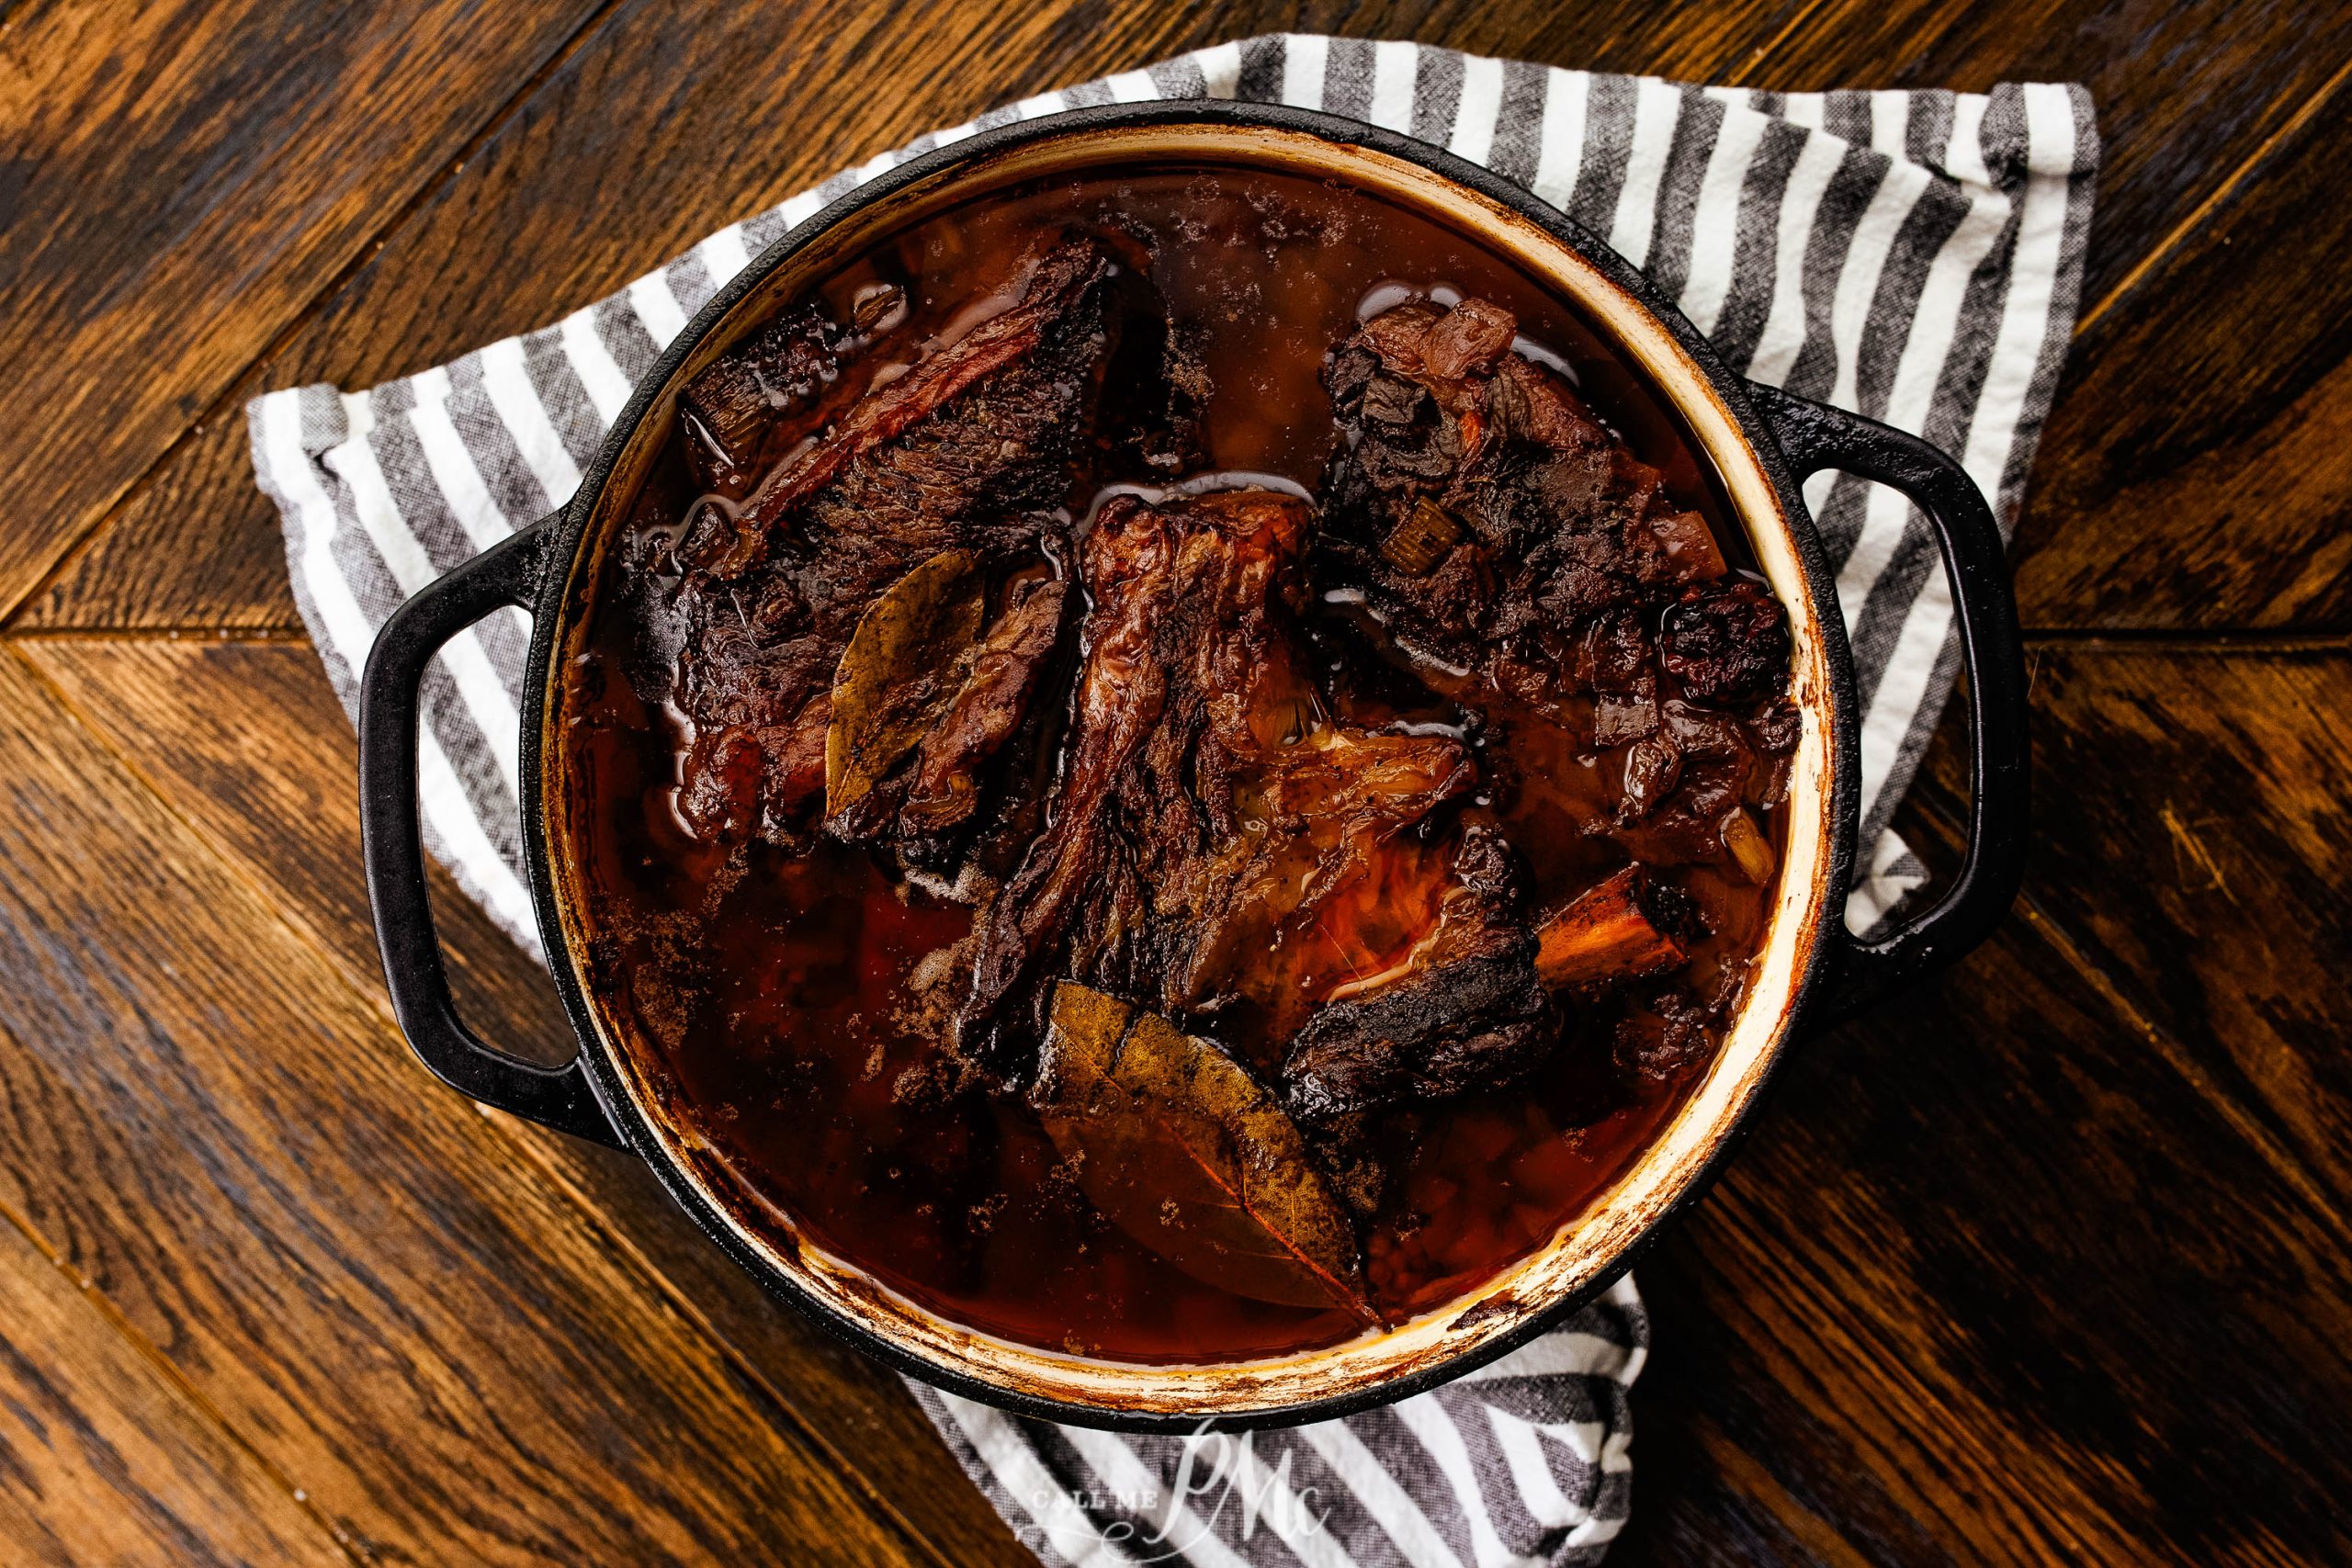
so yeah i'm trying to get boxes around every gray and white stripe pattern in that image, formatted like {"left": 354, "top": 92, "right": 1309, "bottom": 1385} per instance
{"left": 247, "top": 35, "right": 2096, "bottom": 1563}
{"left": 917, "top": 1277, "right": 1645, "bottom": 1568}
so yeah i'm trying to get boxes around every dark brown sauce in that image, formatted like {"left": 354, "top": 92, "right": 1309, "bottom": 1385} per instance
{"left": 560, "top": 166, "right": 1781, "bottom": 1362}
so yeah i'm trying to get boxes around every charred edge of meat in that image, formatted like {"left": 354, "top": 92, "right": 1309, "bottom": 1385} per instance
{"left": 679, "top": 304, "right": 843, "bottom": 490}
{"left": 901, "top": 576, "right": 1073, "bottom": 836}
{"left": 1614, "top": 967, "right": 1746, "bottom": 1085}
{"left": 1282, "top": 940, "right": 1555, "bottom": 1127}
{"left": 1278, "top": 825, "right": 1555, "bottom": 1125}
{"left": 677, "top": 281, "right": 917, "bottom": 494}
{"left": 1660, "top": 580, "right": 1792, "bottom": 705}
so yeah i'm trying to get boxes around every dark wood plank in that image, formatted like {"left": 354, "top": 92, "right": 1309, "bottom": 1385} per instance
{"left": 1753, "top": 0, "right": 2352, "bottom": 310}
{"left": 26, "top": 633, "right": 574, "bottom": 1068}
{"left": 0, "top": 1212, "right": 349, "bottom": 1567}
{"left": 1913, "top": 642, "right": 2352, "bottom": 1216}
{"left": 1663, "top": 0, "right": 2352, "bottom": 637}
{"left": 2014, "top": 93, "right": 2352, "bottom": 630}
{"left": 0, "top": 0, "right": 611, "bottom": 618}
{"left": 21, "top": 635, "right": 1032, "bottom": 1568}
{"left": 1616, "top": 821, "right": 2352, "bottom": 1565}
{"left": 15, "top": 0, "right": 1820, "bottom": 632}
{"left": 0, "top": 647, "right": 922, "bottom": 1566}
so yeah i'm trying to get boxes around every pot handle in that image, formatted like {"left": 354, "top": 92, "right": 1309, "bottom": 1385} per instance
{"left": 1744, "top": 382, "right": 2030, "bottom": 1029}
{"left": 357, "top": 520, "right": 624, "bottom": 1147}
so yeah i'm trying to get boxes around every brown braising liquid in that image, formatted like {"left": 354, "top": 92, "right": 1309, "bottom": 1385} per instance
{"left": 560, "top": 166, "right": 1784, "bottom": 1363}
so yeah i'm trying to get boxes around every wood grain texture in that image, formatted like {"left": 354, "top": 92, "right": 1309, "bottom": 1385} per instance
{"left": 24, "top": 634, "right": 1035, "bottom": 1568}
{"left": 2, "top": 3, "right": 2345, "bottom": 1562}
{"left": 1758, "top": 0, "right": 2352, "bottom": 307}
{"left": 2014, "top": 91, "right": 2352, "bottom": 631}
{"left": 0, "top": 648, "right": 920, "bottom": 1566}
{"left": 1622, "top": 907, "right": 2352, "bottom": 1565}
{"left": 0, "top": 0, "right": 613, "bottom": 618}
{"left": 10, "top": 0, "right": 1819, "bottom": 633}
{"left": 0, "top": 1212, "right": 349, "bottom": 1567}
{"left": 1914, "top": 644, "right": 2352, "bottom": 1221}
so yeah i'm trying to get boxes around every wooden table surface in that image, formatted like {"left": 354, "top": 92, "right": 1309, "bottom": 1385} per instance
{"left": 3, "top": 1, "right": 2346, "bottom": 1562}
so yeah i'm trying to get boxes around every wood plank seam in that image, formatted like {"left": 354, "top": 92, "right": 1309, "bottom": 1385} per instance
{"left": 1900, "top": 777, "right": 2352, "bottom": 1249}
{"left": 2, "top": 638, "right": 962, "bottom": 1568}
{"left": 0, "top": 0, "right": 1837, "bottom": 639}
{"left": 0, "top": 0, "right": 641, "bottom": 632}
{"left": 0, "top": 1055, "right": 365, "bottom": 1565}
{"left": 2072, "top": 51, "right": 2352, "bottom": 340}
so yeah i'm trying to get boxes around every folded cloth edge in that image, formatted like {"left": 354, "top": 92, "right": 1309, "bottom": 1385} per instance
{"left": 244, "top": 34, "right": 2097, "bottom": 1568}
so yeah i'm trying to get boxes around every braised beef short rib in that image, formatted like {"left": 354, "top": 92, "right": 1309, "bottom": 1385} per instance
{"left": 1318, "top": 296, "right": 1795, "bottom": 856}
{"left": 667, "top": 278, "right": 1792, "bottom": 1127}
{"left": 959, "top": 488, "right": 1559, "bottom": 1116}
{"left": 670, "top": 237, "right": 1127, "bottom": 855}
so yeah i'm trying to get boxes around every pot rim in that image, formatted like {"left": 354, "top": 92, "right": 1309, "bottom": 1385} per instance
{"left": 519, "top": 97, "right": 1861, "bottom": 1431}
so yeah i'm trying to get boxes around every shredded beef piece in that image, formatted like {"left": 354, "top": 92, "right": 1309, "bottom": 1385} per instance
{"left": 1747, "top": 697, "right": 1802, "bottom": 754}
{"left": 1660, "top": 581, "right": 1792, "bottom": 704}
{"left": 1321, "top": 294, "right": 1793, "bottom": 863}
{"left": 899, "top": 578, "right": 1071, "bottom": 838}
{"left": 671, "top": 237, "right": 1123, "bottom": 852}
{"left": 1613, "top": 988, "right": 1719, "bottom": 1083}
{"left": 959, "top": 489, "right": 1555, "bottom": 1108}
{"left": 1319, "top": 299, "right": 1724, "bottom": 669}
{"left": 1614, "top": 965, "right": 1747, "bottom": 1084}
{"left": 1581, "top": 608, "right": 1654, "bottom": 694}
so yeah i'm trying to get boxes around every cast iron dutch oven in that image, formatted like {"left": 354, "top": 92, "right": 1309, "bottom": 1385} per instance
{"left": 357, "top": 100, "right": 2028, "bottom": 1430}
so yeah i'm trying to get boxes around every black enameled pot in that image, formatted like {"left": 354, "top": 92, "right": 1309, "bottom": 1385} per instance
{"left": 357, "top": 100, "right": 2027, "bottom": 1430}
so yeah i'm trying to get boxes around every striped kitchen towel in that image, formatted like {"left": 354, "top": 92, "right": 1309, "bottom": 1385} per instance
{"left": 247, "top": 34, "right": 2097, "bottom": 1565}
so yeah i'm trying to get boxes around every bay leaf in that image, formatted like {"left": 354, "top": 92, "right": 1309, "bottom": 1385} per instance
{"left": 825, "top": 548, "right": 987, "bottom": 818}
{"left": 1034, "top": 982, "right": 1374, "bottom": 1319}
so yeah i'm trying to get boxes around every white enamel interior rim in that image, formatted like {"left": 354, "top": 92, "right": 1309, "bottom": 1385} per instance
{"left": 547, "top": 121, "right": 1839, "bottom": 1416}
